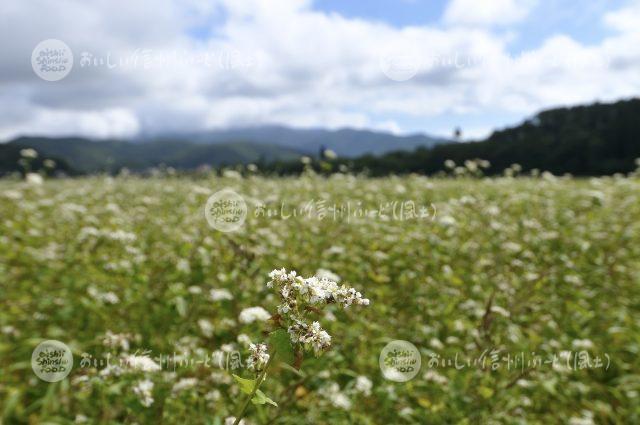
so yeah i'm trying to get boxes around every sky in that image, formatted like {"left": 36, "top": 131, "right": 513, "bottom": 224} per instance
{"left": 1, "top": 0, "right": 639, "bottom": 141}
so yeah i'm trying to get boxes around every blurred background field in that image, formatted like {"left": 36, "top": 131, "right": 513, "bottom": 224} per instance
{"left": 4, "top": 1, "right": 640, "bottom": 423}
{"left": 2, "top": 172, "right": 640, "bottom": 424}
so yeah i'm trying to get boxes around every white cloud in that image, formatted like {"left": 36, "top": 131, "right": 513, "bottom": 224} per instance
{"left": 443, "top": 0, "right": 537, "bottom": 27}
{"left": 0, "top": 107, "right": 139, "bottom": 140}
{"left": 604, "top": 0, "right": 640, "bottom": 33}
{"left": 0, "top": 0, "right": 639, "bottom": 141}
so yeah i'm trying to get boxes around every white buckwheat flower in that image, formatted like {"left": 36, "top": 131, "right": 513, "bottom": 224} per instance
{"left": 25, "top": 173, "right": 43, "bottom": 185}
{"left": 267, "top": 268, "right": 369, "bottom": 355}
{"left": 210, "top": 288, "right": 233, "bottom": 301}
{"left": 239, "top": 306, "right": 271, "bottom": 324}
{"left": 88, "top": 287, "right": 120, "bottom": 305}
{"left": 102, "top": 330, "right": 130, "bottom": 351}
{"left": 267, "top": 268, "right": 288, "bottom": 287}
{"left": 132, "top": 379, "right": 154, "bottom": 407}
{"left": 324, "top": 383, "right": 352, "bottom": 410}
{"left": 288, "top": 320, "right": 332, "bottom": 355}
{"left": 246, "top": 343, "right": 270, "bottom": 372}
{"left": 99, "top": 364, "right": 124, "bottom": 378}
{"left": 20, "top": 148, "right": 38, "bottom": 159}
{"left": 172, "top": 377, "right": 198, "bottom": 394}
{"left": 123, "top": 354, "right": 161, "bottom": 372}
{"left": 237, "top": 334, "right": 252, "bottom": 347}
{"left": 354, "top": 376, "right": 372, "bottom": 396}
{"left": 198, "top": 319, "right": 215, "bottom": 338}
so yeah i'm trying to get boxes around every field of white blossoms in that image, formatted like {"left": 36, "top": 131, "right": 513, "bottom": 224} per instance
{"left": 1, "top": 169, "right": 640, "bottom": 424}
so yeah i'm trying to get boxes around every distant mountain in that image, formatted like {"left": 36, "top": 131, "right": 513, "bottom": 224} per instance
{"left": 4, "top": 137, "right": 301, "bottom": 174}
{"left": 7, "top": 99, "right": 637, "bottom": 177}
{"left": 0, "top": 126, "right": 446, "bottom": 174}
{"left": 139, "top": 125, "right": 447, "bottom": 157}
{"left": 268, "top": 98, "right": 640, "bottom": 176}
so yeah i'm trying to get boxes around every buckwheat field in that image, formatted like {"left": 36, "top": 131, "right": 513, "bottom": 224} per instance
{"left": 2, "top": 170, "right": 640, "bottom": 424}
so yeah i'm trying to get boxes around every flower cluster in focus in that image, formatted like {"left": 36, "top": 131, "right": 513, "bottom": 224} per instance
{"left": 246, "top": 343, "right": 270, "bottom": 372}
{"left": 267, "top": 268, "right": 370, "bottom": 355}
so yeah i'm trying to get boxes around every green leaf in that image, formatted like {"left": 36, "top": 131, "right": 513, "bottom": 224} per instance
{"left": 2, "top": 389, "right": 21, "bottom": 420}
{"left": 542, "top": 378, "right": 557, "bottom": 395}
{"left": 232, "top": 374, "right": 257, "bottom": 395}
{"left": 278, "top": 363, "right": 305, "bottom": 377}
{"left": 175, "top": 296, "right": 187, "bottom": 317}
{"left": 477, "top": 386, "right": 494, "bottom": 399}
{"left": 251, "top": 389, "right": 278, "bottom": 407}
{"left": 269, "top": 329, "right": 295, "bottom": 365}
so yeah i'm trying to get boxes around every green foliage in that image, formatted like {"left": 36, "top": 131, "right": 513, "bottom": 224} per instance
{"left": 269, "top": 98, "right": 640, "bottom": 177}
{"left": 0, "top": 143, "right": 73, "bottom": 177}
{"left": 251, "top": 390, "right": 277, "bottom": 407}
{"left": 233, "top": 375, "right": 277, "bottom": 407}
{"left": 1, "top": 173, "right": 640, "bottom": 424}
{"left": 233, "top": 375, "right": 257, "bottom": 395}
{"left": 269, "top": 329, "right": 295, "bottom": 366}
